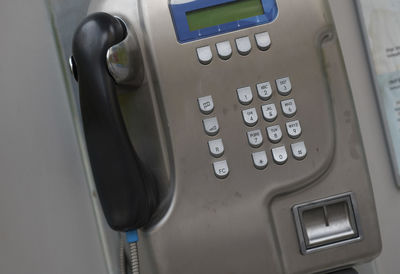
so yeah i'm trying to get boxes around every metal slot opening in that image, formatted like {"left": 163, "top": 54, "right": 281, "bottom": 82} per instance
{"left": 293, "top": 193, "right": 361, "bottom": 254}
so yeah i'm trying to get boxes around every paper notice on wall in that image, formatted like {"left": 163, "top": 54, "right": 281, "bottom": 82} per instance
{"left": 358, "top": 0, "right": 400, "bottom": 184}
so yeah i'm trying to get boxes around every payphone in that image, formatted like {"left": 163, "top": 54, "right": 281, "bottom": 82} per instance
{"left": 70, "top": 0, "right": 382, "bottom": 273}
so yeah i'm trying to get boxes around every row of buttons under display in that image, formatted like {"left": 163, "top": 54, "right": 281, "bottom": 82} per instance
{"left": 212, "top": 142, "right": 307, "bottom": 179}
{"left": 197, "top": 32, "right": 271, "bottom": 65}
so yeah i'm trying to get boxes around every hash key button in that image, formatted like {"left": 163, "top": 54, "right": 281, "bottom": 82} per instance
{"left": 286, "top": 120, "right": 302, "bottom": 139}
{"left": 198, "top": 95, "right": 214, "bottom": 114}
{"left": 213, "top": 160, "right": 229, "bottom": 179}
{"left": 291, "top": 142, "right": 307, "bottom": 160}
{"left": 252, "top": 151, "right": 268, "bottom": 170}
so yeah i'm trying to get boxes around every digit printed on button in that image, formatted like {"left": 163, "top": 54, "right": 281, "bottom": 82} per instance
{"left": 247, "top": 129, "right": 263, "bottom": 148}
{"left": 286, "top": 120, "right": 302, "bottom": 139}
{"left": 261, "top": 104, "right": 278, "bottom": 122}
{"left": 266, "top": 125, "right": 282, "bottom": 143}
{"left": 242, "top": 108, "right": 258, "bottom": 127}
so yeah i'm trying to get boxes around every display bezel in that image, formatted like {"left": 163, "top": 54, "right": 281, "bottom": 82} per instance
{"left": 169, "top": 0, "right": 278, "bottom": 43}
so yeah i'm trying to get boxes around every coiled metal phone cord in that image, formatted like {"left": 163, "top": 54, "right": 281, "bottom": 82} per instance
{"left": 120, "top": 232, "right": 141, "bottom": 274}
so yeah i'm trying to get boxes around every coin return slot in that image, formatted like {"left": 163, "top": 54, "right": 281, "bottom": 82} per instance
{"left": 293, "top": 193, "right": 361, "bottom": 254}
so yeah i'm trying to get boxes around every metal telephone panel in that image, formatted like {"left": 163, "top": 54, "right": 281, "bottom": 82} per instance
{"left": 77, "top": 0, "right": 382, "bottom": 273}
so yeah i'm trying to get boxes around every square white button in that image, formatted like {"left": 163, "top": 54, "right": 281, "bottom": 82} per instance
{"left": 235, "top": 36, "right": 252, "bottom": 55}
{"left": 286, "top": 120, "right": 302, "bottom": 139}
{"left": 203, "top": 117, "right": 219, "bottom": 136}
{"left": 281, "top": 99, "right": 297, "bottom": 117}
{"left": 213, "top": 160, "right": 229, "bottom": 179}
{"left": 272, "top": 146, "right": 288, "bottom": 165}
{"left": 257, "top": 81, "right": 272, "bottom": 100}
{"left": 216, "top": 41, "right": 232, "bottom": 60}
{"left": 237, "top": 86, "right": 253, "bottom": 105}
{"left": 255, "top": 32, "right": 271, "bottom": 51}
{"left": 276, "top": 77, "right": 292, "bottom": 96}
{"left": 247, "top": 129, "right": 263, "bottom": 148}
{"left": 196, "top": 46, "right": 213, "bottom": 65}
{"left": 208, "top": 139, "right": 224, "bottom": 158}
{"left": 198, "top": 95, "right": 214, "bottom": 114}
{"left": 262, "top": 104, "right": 278, "bottom": 122}
{"left": 291, "top": 142, "right": 307, "bottom": 160}
{"left": 242, "top": 108, "right": 258, "bottom": 127}
{"left": 252, "top": 151, "right": 268, "bottom": 170}
{"left": 267, "top": 125, "right": 282, "bottom": 143}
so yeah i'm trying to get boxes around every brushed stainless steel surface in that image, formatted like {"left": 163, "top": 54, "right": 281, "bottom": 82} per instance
{"left": 87, "top": 0, "right": 382, "bottom": 273}
{"left": 106, "top": 17, "right": 144, "bottom": 87}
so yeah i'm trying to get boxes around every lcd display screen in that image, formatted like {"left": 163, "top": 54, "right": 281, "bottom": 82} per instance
{"left": 186, "top": 0, "right": 265, "bottom": 31}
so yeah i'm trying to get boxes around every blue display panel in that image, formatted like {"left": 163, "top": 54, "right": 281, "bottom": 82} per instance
{"left": 169, "top": 0, "right": 278, "bottom": 43}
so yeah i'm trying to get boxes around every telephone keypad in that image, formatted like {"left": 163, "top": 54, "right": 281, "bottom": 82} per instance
{"left": 252, "top": 151, "right": 268, "bottom": 170}
{"left": 247, "top": 129, "right": 263, "bottom": 148}
{"left": 276, "top": 77, "right": 292, "bottom": 96}
{"left": 237, "top": 86, "right": 253, "bottom": 105}
{"left": 208, "top": 139, "right": 225, "bottom": 158}
{"left": 286, "top": 120, "right": 302, "bottom": 139}
{"left": 203, "top": 117, "right": 220, "bottom": 136}
{"left": 281, "top": 99, "right": 297, "bottom": 117}
{"left": 291, "top": 142, "right": 307, "bottom": 160}
{"left": 261, "top": 103, "right": 278, "bottom": 122}
{"left": 272, "top": 146, "right": 288, "bottom": 165}
{"left": 242, "top": 108, "right": 259, "bottom": 127}
{"left": 198, "top": 95, "right": 214, "bottom": 114}
{"left": 267, "top": 125, "right": 283, "bottom": 143}
{"left": 235, "top": 36, "right": 252, "bottom": 56}
{"left": 213, "top": 160, "right": 230, "bottom": 179}
{"left": 257, "top": 81, "right": 273, "bottom": 100}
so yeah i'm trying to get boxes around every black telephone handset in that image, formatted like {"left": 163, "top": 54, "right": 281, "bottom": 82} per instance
{"left": 71, "top": 13, "right": 159, "bottom": 232}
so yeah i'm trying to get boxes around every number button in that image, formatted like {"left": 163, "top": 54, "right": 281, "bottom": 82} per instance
{"left": 266, "top": 125, "right": 283, "bottom": 143}
{"left": 213, "top": 160, "right": 229, "bottom": 179}
{"left": 261, "top": 104, "right": 278, "bottom": 122}
{"left": 203, "top": 117, "right": 219, "bottom": 136}
{"left": 242, "top": 108, "right": 258, "bottom": 127}
{"left": 252, "top": 151, "right": 268, "bottom": 170}
{"left": 237, "top": 87, "right": 253, "bottom": 105}
{"left": 276, "top": 77, "right": 292, "bottom": 96}
{"left": 247, "top": 129, "right": 263, "bottom": 148}
{"left": 256, "top": 81, "right": 272, "bottom": 100}
{"left": 272, "top": 146, "right": 288, "bottom": 165}
{"left": 286, "top": 120, "right": 302, "bottom": 139}
{"left": 291, "top": 142, "right": 307, "bottom": 160}
{"left": 208, "top": 139, "right": 224, "bottom": 158}
{"left": 281, "top": 99, "right": 297, "bottom": 117}
{"left": 198, "top": 95, "right": 214, "bottom": 114}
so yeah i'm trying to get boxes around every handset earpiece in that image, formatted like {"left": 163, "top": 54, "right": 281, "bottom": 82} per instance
{"left": 71, "top": 12, "right": 158, "bottom": 231}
